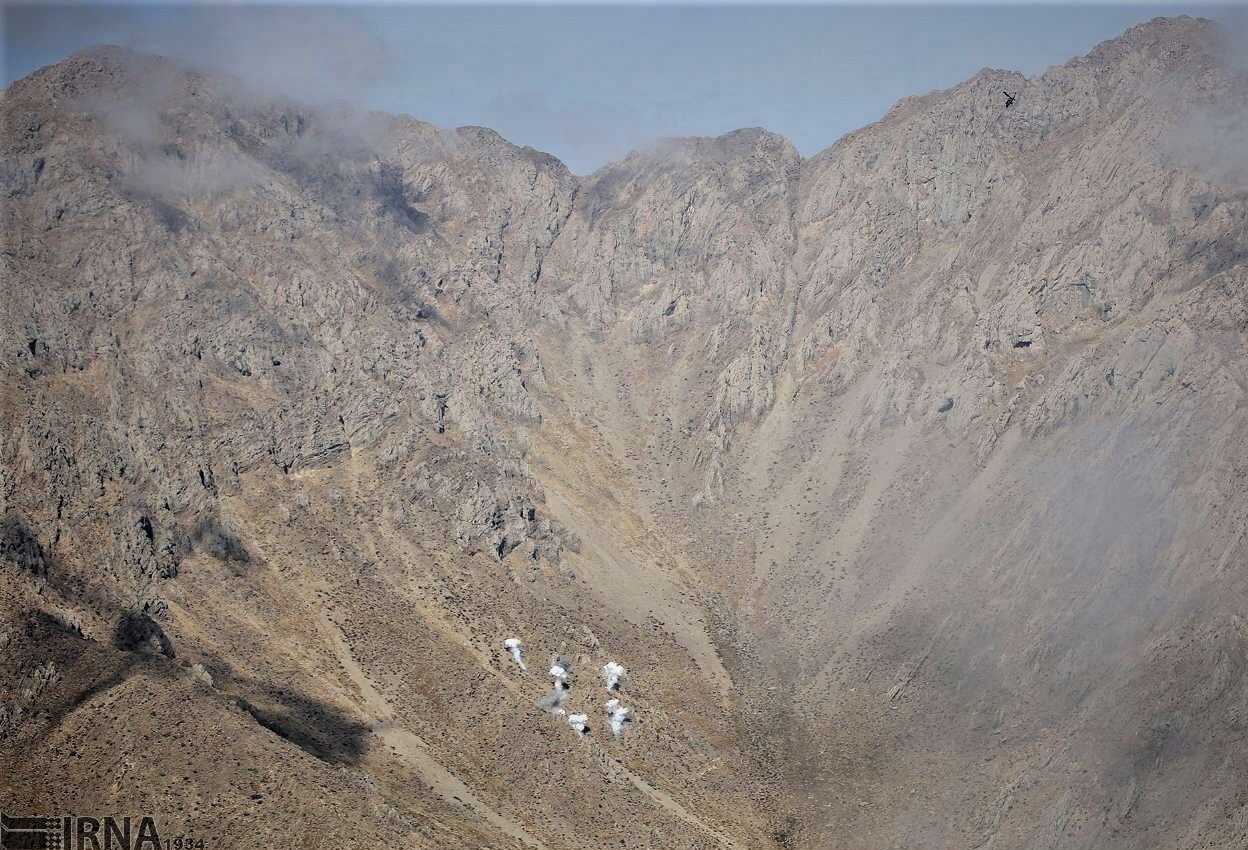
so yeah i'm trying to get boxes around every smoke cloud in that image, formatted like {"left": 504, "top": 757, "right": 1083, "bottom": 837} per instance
{"left": 605, "top": 699, "right": 632, "bottom": 736}
{"left": 537, "top": 655, "right": 574, "bottom": 716}
{"left": 503, "top": 637, "right": 526, "bottom": 671}
{"left": 602, "top": 661, "right": 626, "bottom": 691}
{"left": 537, "top": 686, "right": 568, "bottom": 715}
{"left": 549, "top": 656, "right": 572, "bottom": 690}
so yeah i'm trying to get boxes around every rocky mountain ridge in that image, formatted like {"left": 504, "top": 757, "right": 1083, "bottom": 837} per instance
{"left": 3, "top": 15, "right": 1247, "bottom": 850}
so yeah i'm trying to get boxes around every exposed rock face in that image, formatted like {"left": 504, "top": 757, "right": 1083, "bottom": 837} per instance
{"left": 3, "top": 16, "right": 1247, "bottom": 850}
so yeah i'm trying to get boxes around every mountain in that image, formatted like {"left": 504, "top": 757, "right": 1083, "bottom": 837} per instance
{"left": 3, "top": 15, "right": 1247, "bottom": 849}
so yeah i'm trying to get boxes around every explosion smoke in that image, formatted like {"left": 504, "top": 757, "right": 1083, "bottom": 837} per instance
{"left": 602, "top": 661, "right": 626, "bottom": 691}
{"left": 537, "top": 686, "right": 569, "bottom": 715}
{"left": 503, "top": 637, "right": 526, "bottom": 670}
{"left": 549, "top": 656, "right": 573, "bottom": 690}
{"left": 605, "top": 698, "right": 632, "bottom": 736}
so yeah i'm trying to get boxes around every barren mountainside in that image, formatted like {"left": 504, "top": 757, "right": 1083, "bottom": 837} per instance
{"left": 3, "top": 15, "right": 1248, "bottom": 849}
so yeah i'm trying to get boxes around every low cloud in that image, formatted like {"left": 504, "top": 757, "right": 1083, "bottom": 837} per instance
{"left": 122, "top": 148, "right": 266, "bottom": 199}
{"left": 1158, "top": 106, "right": 1248, "bottom": 191}
{"left": 69, "top": 48, "right": 400, "bottom": 204}
{"left": 73, "top": 74, "right": 267, "bottom": 200}
{"left": 1153, "top": 18, "right": 1248, "bottom": 193}
{"left": 1215, "top": 8, "right": 1248, "bottom": 73}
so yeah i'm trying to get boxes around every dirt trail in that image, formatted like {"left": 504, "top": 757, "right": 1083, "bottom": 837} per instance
{"left": 317, "top": 603, "right": 747, "bottom": 849}
{"left": 313, "top": 607, "right": 547, "bottom": 850}
{"left": 619, "top": 767, "right": 748, "bottom": 850}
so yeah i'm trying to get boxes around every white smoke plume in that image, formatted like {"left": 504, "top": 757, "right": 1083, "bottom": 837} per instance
{"left": 503, "top": 637, "right": 526, "bottom": 671}
{"left": 537, "top": 686, "right": 569, "bottom": 715}
{"left": 549, "top": 656, "right": 573, "bottom": 690}
{"left": 605, "top": 698, "right": 632, "bottom": 736}
{"left": 537, "top": 655, "right": 577, "bottom": 714}
{"left": 602, "top": 661, "right": 626, "bottom": 691}
{"left": 567, "top": 713, "right": 590, "bottom": 736}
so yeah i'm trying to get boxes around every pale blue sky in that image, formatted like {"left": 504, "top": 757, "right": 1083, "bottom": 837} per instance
{"left": 4, "top": 3, "right": 1243, "bottom": 172}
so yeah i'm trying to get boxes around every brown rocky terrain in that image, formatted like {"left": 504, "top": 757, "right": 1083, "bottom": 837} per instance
{"left": 3, "top": 15, "right": 1247, "bottom": 849}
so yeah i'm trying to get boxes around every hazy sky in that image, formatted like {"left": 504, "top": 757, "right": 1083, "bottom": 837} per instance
{"left": 4, "top": 3, "right": 1243, "bottom": 173}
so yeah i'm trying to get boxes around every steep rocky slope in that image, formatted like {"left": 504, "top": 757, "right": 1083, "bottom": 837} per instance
{"left": 3, "top": 15, "right": 1247, "bottom": 850}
